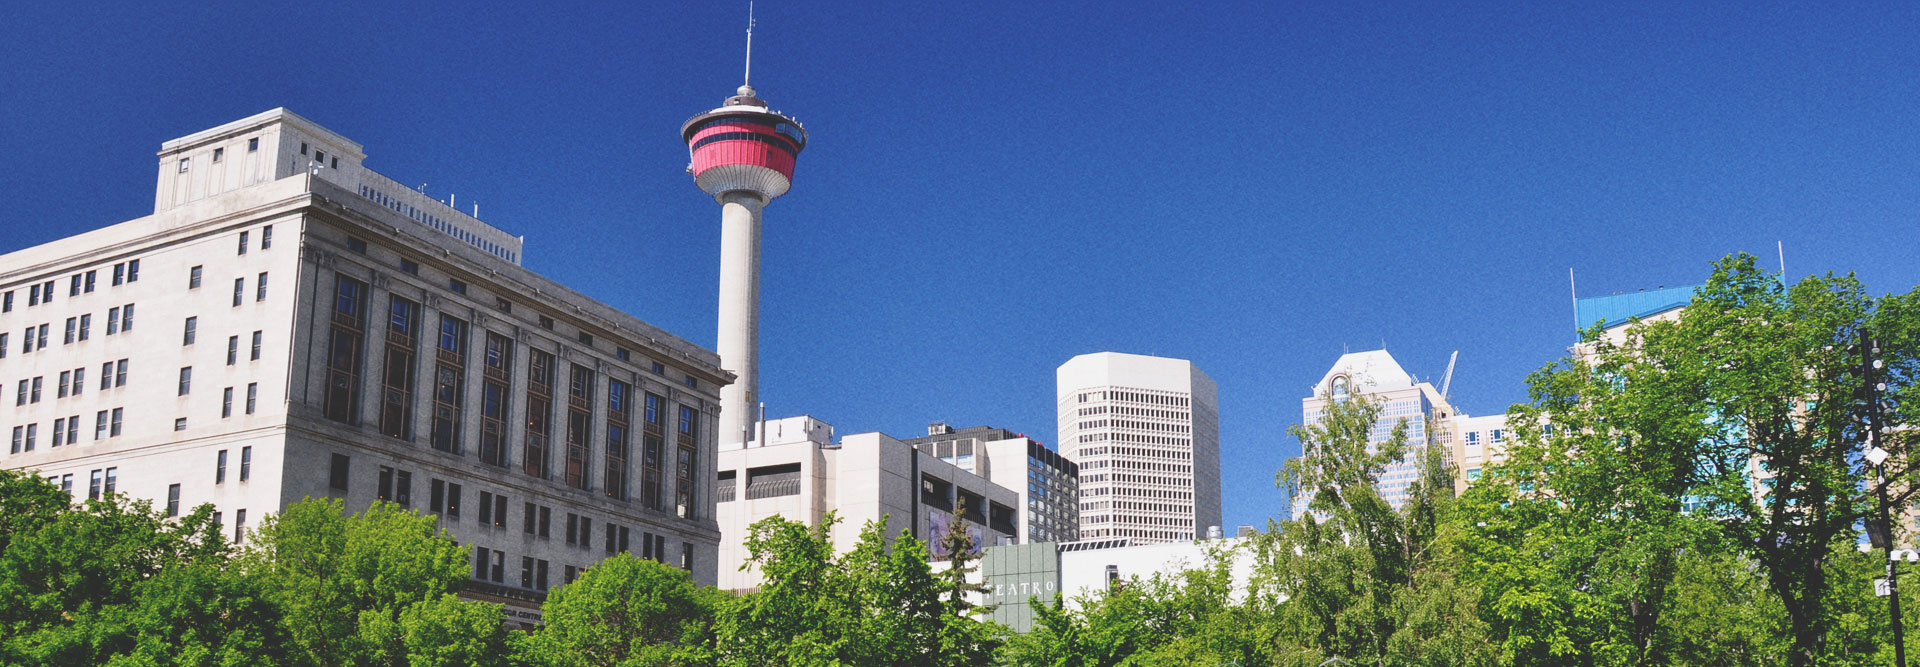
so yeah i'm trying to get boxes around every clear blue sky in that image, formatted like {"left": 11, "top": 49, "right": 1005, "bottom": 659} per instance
{"left": 3, "top": 2, "right": 1917, "bottom": 530}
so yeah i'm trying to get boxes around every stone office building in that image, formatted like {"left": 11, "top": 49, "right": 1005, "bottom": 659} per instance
{"left": 0, "top": 108, "right": 729, "bottom": 622}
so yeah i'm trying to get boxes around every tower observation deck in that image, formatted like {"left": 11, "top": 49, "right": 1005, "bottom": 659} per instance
{"left": 683, "top": 83, "right": 807, "bottom": 449}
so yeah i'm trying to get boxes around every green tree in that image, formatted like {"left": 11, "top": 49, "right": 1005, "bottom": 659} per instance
{"left": 398, "top": 594, "right": 516, "bottom": 667}
{"left": 931, "top": 496, "right": 1003, "bottom": 665}
{"left": 240, "top": 498, "right": 504, "bottom": 667}
{"left": 519, "top": 553, "right": 719, "bottom": 666}
{"left": 1506, "top": 254, "right": 1918, "bottom": 665}
{"left": 0, "top": 481, "right": 245, "bottom": 665}
{"left": 1271, "top": 387, "right": 1495, "bottom": 666}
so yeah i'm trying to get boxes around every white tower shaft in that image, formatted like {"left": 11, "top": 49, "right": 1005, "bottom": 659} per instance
{"left": 716, "top": 190, "right": 766, "bottom": 448}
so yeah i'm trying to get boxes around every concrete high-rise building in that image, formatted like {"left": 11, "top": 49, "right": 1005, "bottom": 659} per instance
{"left": 1056, "top": 352, "right": 1220, "bottom": 543}
{"left": 1296, "top": 350, "right": 1456, "bottom": 518}
{"left": 902, "top": 423, "right": 1081, "bottom": 544}
{"left": 714, "top": 416, "right": 1020, "bottom": 590}
{"left": 682, "top": 72, "right": 807, "bottom": 450}
{"left": 1, "top": 109, "right": 728, "bottom": 624}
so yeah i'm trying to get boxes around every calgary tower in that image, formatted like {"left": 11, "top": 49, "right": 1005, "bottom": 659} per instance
{"left": 681, "top": 15, "right": 807, "bottom": 448}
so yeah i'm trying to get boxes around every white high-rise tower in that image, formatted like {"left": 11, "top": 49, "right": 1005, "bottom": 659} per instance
{"left": 1057, "top": 352, "right": 1221, "bottom": 543}
{"left": 681, "top": 26, "right": 807, "bottom": 449}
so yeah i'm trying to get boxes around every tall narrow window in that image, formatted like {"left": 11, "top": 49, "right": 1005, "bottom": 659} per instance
{"left": 57, "top": 371, "right": 69, "bottom": 398}
{"left": 324, "top": 275, "right": 368, "bottom": 423}
{"left": 178, "top": 367, "right": 192, "bottom": 396}
{"left": 104, "top": 468, "right": 117, "bottom": 495}
{"left": 430, "top": 314, "right": 468, "bottom": 455}
{"left": 182, "top": 317, "right": 197, "bottom": 346}
{"left": 107, "top": 307, "right": 119, "bottom": 335}
{"left": 189, "top": 266, "right": 203, "bottom": 289}
{"left": 524, "top": 348, "right": 554, "bottom": 479}
{"left": 479, "top": 332, "right": 513, "bottom": 468}
{"left": 127, "top": 261, "right": 138, "bottom": 282}
{"left": 380, "top": 297, "right": 418, "bottom": 440}
{"left": 64, "top": 318, "right": 75, "bottom": 344}
{"left": 238, "top": 231, "right": 249, "bottom": 255}
{"left": 233, "top": 278, "right": 245, "bottom": 307}
{"left": 69, "top": 275, "right": 81, "bottom": 296}
{"left": 642, "top": 393, "right": 665, "bottom": 511}
{"left": 262, "top": 225, "right": 273, "bottom": 249}
{"left": 216, "top": 449, "right": 228, "bottom": 484}
{"left": 222, "top": 387, "right": 234, "bottom": 418}
{"left": 227, "top": 336, "right": 239, "bottom": 365}
{"left": 240, "top": 446, "right": 251, "bottom": 480}
{"left": 121, "top": 304, "right": 133, "bottom": 330}
{"left": 246, "top": 383, "right": 257, "bottom": 415}
{"left": 256, "top": 272, "right": 268, "bottom": 301}
{"left": 605, "top": 379, "right": 631, "bottom": 500}
{"left": 166, "top": 484, "right": 180, "bottom": 517}
{"left": 251, "top": 331, "right": 262, "bottom": 360}
{"left": 676, "top": 405, "right": 698, "bottom": 519}
{"left": 565, "top": 364, "right": 594, "bottom": 490}
{"left": 77, "top": 314, "right": 89, "bottom": 341}
{"left": 113, "top": 264, "right": 124, "bottom": 286}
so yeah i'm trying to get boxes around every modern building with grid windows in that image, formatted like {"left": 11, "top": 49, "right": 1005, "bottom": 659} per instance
{"left": 1056, "top": 352, "right": 1221, "bottom": 544}
{"left": 0, "top": 109, "right": 729, "bottom": 625}
{"left": 1294, "top": 350, "right": 1459, "bottom": 519}
{"left": 903, "top": 423, "right": 1081, "bottom": 545}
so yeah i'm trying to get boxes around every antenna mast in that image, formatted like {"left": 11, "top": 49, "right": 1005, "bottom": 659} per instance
{"left": 744, "top": 2, "right": 755, "bottom": 87}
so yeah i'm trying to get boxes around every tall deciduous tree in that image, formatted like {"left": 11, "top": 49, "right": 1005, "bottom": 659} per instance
{"left": 518, "top": 553, "right": 719, "bottom": 666}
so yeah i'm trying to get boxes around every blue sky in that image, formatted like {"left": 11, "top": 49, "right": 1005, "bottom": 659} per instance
{"left": 3, "top": 2, "right": 1917, "bottom": 530}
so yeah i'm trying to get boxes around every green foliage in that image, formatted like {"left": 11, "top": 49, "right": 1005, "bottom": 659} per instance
{"left": 712, "top": 513, "right": 1003, "bottom": 666}
{"left": 518, "top": 554, "right": 717, "bottom": 666}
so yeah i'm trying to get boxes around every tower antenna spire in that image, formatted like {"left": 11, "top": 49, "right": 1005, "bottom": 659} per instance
{"left": 743, "top": 2, "right": 755, "bottom": 89}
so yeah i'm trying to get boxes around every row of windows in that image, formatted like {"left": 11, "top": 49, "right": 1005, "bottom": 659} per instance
{"left": 356, "top": 185, "right": 518, "bottom": 264}
{"left": 1075, "top": 390, "right": 1190, "bottom": 408}
{"left": 14, "top": 361, "right": 124, "bottom": 406}
{"left": 324, "top": 272, "right": 704, "bottom": 519}
{"left": 3, "top": 304, "right": 138, "bottom": 359}
{"left": 177, "top": 137, "right": 261, "bottom": 174}
{"left": 0, "top": 261, "right": 141, "bottom": 317}
{"left": 9, "top": 407, "right": 124, "bottom": 453}
{"left": 45, "top": 466, "right": 117, "bottom": 501}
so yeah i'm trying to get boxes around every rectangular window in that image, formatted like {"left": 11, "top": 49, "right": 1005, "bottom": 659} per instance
{"left": 64, "top": 415, "right": 76, "bottom": 445}
{"left": 213, "top": 147, "right": 224, "bottom": 163}
{"left": 430, "top": 479, "right": 443, "bottom": 515}
{"left": 329, "top": 453, "right": 350, "bottom": 491}
{"left": 251, "top": 331, "right": 262, "bottom": 360}
{"left": 64, "top": 317, "right": 74, "bottom": 344}
{"left": 90, "top": 470, "right": 102, "bottom": 499}
{"left": 324, "top": 275, "right": 368, "bottom": 423}
{"left": 347, "top": 237, "right": 366, "bottom": 254}
{"left": 51, "top": 418, "right": 64, "bottom": 446}
{"left": 642, "top": 393, "right": 665, "bottom": 511}
{"left": 190, "top": 266, "right": 202, "bottom": 289}
{"left": 234, "top": 509, "right": 246, "bottom": 543}
{"left": 69, "top": 275, "right": 80, "bottom": 297}
{"left": 430, "top": 315, "right": 468, "bottom": 455}
{"left": 238, "top": 231, "right": 249, "bottom": 255}
{"left": 449, "top": 482, "right": 461, "bottom": 518}
{"left": 94, "top": 411, "right": 107, "bottom": 439}
{"left": 127, "top": 260, "right": 139, "bottom": 283}
{"left": 524, "top": 348, "right": 554, "bottom": 479}
{"left": 3, "top": 291, "right": 10, "bottom": 312}
{"left": 32, "top": 377, "right": 42, "bottom": 403}
{"left": 178, "top": 367, "right": 192, "bottom": 396}
{"left": 111, "top": 407, "right": 122, "bottom": 436}
{"left": 70, "top": 368, "right": 83, "bottom": 396}
{"left": 222, "top": 387, "right": 233, "bottom": 418}
{"left": 492, "top": 493, "right": 507, "bottom": 528}
{"left": 183, "top": 317, "right": 197, "bottom": 346}
{"left": 682, "top": 543, "right": 694, "bottom": 570}
{"left": 240, "top": 446, "right": 251, "bottom": 481}
{"left": 84, "top": 271, "right": 95, "bottom": 292}
{"left": 380, "top": 297, "right": 418, "bottom": 440}
{"left": 0, "top": 333, "right": 6, "bottom": 358}
{"left": 166, "top": 484, "right": 181, "bottom": 517}
{"left": 479, "top": 332, "right": 513, "bottom": 468}
{"left": 217, "top": 449, "right": 228, "bottom": 484}
{"left": 262, "top": 225, "right": 273, "bottom": 249}
{"left": 174, "top": 417, "right": 187, "bottom": 431}
{"left": 233, "top": 278, "right": 244, "bottom": 307}
{"left": 121, "top": 304, "right": 133, "bottom": 330}
{"left": 12, "top": 426, "right": 22, "bottom": 453}
{"left": 536, "top": 559, "right": 549, "bottom": 591}
{"left": 565, "top": 364, "right": 594, "bottom": 490}
{"left": 116, "top": 359, "right": 127, "bottom": 387}
{"left": 104, "top": 468, "right": 116, "bottom": 495}
{"left": 112, "top": 264, "right": 124, "bottom": 286}
{"left": 77, "top": 314, "right": 89, "bottom": 341}
{"left": 37, "top": 323, "right": 48, "bottom": 350}
{"left": 248, "top": 138, "right": 259, "bottom": 152}
{"left": 58, "top": 371, "right": 69, "bottom": 398}
{"left": 400, "top": 259, "right": 419, "bottom": 275}
{"left": 378, "top": 466, "right": 394, "bottom": 502}
{"left": 520, "top": 557, "right": 533, "bottom": 588}
{"left": 523, "top": 502, "right": 537, "bottom": 534}
{"left": 257, "top": 273, "right": 268, "bottom": 301}
{"left": 540, "top": 506, "right": 551, "bottom": 538}
{"left": 605, "top": 379, "right": 630, "bottom": 500}
{"left": 246, "top": 383, "right": 257, "bottom": 415}
{"left": 479, "top": 491, "right": 494, "bottom": 525}
{"left": 227, "top": 336, "right": 238, "bottom": 365}
{"left": 449, "top": 279, "right": 466, "bottom": 295}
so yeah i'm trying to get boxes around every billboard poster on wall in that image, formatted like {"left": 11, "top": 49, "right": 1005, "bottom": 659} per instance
{"left": 926, "top": 509, "right": 984, "bottom": 558}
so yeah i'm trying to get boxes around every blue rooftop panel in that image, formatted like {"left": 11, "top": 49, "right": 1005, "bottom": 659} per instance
{"left": 1575, "top": 285, "right": 1698, "bottom": 332}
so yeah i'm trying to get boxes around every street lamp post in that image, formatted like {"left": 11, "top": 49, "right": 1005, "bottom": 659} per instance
{"left": 1862, "top": 333, "right": 1905, "bottom": 667}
